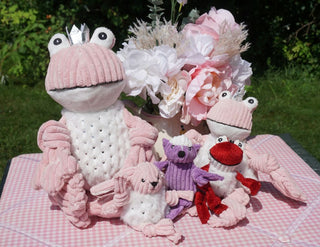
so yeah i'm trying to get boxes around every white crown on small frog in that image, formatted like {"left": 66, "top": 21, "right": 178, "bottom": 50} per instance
{"left": 66, "top": 23, "right": 90, "bottom": 45}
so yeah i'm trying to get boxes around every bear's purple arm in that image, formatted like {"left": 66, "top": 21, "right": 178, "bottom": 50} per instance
{"left": 191, "top": 166, "right": 224, "bottom": 186}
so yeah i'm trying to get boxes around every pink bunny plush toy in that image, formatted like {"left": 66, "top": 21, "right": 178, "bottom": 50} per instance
{"left": 90, "top": 162, "right": 184, "bottom": 244}
{"left": 32, "top": 25, "right": 158, "bottom": 228}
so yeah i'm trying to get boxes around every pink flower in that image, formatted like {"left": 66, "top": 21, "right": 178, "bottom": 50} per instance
{"left": 181, "top": 61, "right": 232, "bottom": 125}
{"left": 183, "top": 8, "right": 241, "bottom": 58}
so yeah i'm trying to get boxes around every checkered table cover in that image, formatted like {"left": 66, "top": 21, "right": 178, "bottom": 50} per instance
{"left": 1, "top": 135, "right": 319, "bottom": 246}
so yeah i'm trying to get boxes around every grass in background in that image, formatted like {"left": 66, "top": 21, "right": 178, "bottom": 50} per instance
{"left": 0, "top": 84, "right": 62, "bottom": 180}
{"left": 248, "top": 66, "right": 320, "bottom": 161}
{"left": 0, "top": 65, "right": 319, "bottom": 182}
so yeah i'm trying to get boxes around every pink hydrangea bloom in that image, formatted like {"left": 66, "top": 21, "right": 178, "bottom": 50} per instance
{"left": 184, "top": 7, "right": 240, "bottom": 39}
{"left": 181, "top": 61, "right": 232, "bottom": 125}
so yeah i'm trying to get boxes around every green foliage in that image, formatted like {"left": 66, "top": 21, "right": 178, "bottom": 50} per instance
{"left": 1, "top": 0, "right": 319, "bottom": 82}
{"left": 247, "top": 66, "right": 320, "bottom": 162}
{"left": 0, "top": 2, "right": 48, "bottom": 86}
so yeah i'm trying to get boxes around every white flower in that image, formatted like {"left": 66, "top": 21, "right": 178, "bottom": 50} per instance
{"left": 177, "top": 0, "right": 188, "bottom": 5}
{"left": 153, "top": 45, "right": 185, "bottom": 77}
{"left": 158, "top": 70, "right": 190, "bottom": 118}
{"left": 180, "top": 30, "right": 215, "bottom": 66}
{"left": 230, "top": 54, "right": 252, "bottom": 86}
{"left": 117, "top": 42, "right": 185, "bottom": 104}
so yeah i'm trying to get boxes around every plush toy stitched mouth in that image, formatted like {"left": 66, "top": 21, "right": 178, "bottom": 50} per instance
{"left": 49, "top": 80, "right": 122, "bottom": 92}
{"left": 206, "top": 117, "right": 249, "bottom": 131}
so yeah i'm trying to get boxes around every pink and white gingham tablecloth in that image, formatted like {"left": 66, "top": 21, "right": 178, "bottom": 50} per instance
{"left": 1, "top": 135, "right": 320, "bottom": 246}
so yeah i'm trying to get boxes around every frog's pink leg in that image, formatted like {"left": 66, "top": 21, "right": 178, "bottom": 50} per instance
{"left": 245, "top": 144, "right": 307, "bottom": 202}
{"left": 207, "top": 188, "right": 249, "bottom": 228}
{"left": 132, "top": 219, "right": 182, "bottom": 244}
{"left": 123, "top": 108, "right": 158, "bottom": 168}
{"left": 32, "top": 119, "right": 90, "bottom": 228}
{"left": 49, "top": 173, "right": 90, "bottom": 228}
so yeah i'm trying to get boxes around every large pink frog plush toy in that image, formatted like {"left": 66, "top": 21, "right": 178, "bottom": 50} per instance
{"left": 32, "top": 25, "right": 158, "bottom": 228}
{"left": 186, "top": 90, "right": 306, "bottom": 227}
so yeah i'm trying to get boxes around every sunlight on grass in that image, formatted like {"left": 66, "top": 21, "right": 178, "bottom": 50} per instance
{"left": 248, "top": 66, "right": 320, "bottom": 162}
{"left": 0, "top": 66, "right": 319, "bottom": 181}
{"left": 0, "top": 85, "right": 62, "bottom": 180}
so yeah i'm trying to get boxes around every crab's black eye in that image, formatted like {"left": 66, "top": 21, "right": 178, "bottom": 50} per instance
{"left": 98, "top": 32, "right": 107, "bottom": 40}
{"left": 238, "top": 142, "right": 243, "bottom": 148}
{"left": 222, "top": 92, "right": 228, "bottom": 97}
{"left": 188, "top": 146, "right": 192, "bottom": 151}
{"left": 248, "top": 98, "right": 255, "bottom": 104}
{"left": 53, "top": 38, "right": 62, "bottom": 45}
{"left": 171, "top": 145, "right": 175, "bottom": 149}
{"left": 218, "top": 137, "right": 223, "bottom": 142}
{"left": 141, "top": 178, "right": 145, "bottom": 183}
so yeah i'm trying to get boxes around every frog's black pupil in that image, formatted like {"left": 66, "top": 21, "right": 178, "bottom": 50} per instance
{"left": 248, "top": 99, "right": 254, "bottom": 104}
{"left": 53, "top": 38, "right": 62, "bottom": 45}
{"left": 98, "top": 32, "right": 107, "bottom": 40}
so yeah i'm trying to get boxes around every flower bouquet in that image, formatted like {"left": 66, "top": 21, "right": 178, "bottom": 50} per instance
{"left": 117, "top": 0, "right": 252, "bottom": 153}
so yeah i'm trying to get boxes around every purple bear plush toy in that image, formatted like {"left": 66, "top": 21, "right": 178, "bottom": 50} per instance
{"left": 155, "top": 135, "right": 224, "bottom": 220}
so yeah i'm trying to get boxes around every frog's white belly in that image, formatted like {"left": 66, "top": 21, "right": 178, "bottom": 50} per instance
{"left": 62, "top": 101, "right": 131, "bottom": 187}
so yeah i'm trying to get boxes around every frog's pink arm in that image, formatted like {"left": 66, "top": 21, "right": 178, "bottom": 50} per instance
{"left": 245, "top": 144, "right": 307, "bottom": 202}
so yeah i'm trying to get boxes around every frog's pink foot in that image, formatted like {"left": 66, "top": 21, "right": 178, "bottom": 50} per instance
{"left": 207, "top": 196, "right": 247, "bottom": 228}
{"left": 49, "top": 173, "right": 90, "bottom": 228}
{"left": 88, "top": 198, "right": 121, "bottom": 218}
{"left": 228, "top": 188, "right": 250, "bottom": 206}
{"left": 270, "top": 167, "right": 307, "bottom": 202}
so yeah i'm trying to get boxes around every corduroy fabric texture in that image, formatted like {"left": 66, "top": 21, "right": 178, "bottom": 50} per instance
{"left": 45, "top": 43, "right": 125, "bottom": 91}
{"left": 207, "top": 99, "right": 253, "bottom": 130}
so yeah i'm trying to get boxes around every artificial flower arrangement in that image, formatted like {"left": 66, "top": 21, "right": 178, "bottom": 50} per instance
{"left": 118, "top": 0, "right": 252, "bottom": 127}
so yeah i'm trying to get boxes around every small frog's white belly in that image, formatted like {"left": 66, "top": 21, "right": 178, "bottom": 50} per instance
{"left": 62, "top": 101, "right": 131, "bottom": 187}
{"left": 209, "top": 166, "right": 238, "bottom": 198}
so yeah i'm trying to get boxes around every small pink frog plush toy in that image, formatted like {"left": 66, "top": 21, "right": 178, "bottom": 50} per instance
{"left": 32, "top": 25, "right": 158, "bottom": 228}
{"left": 155, "top": 134, "right": 224, "bottom": 220}
{"left": 186, "top": 91, "right": 306, "bottom": 224}
{"left": 90, "top": 162, "right": 184, "bottom": 244}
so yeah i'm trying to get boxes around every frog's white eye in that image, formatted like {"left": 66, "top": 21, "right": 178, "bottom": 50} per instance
{"left": 216, "top": 136, "right": 228, "bottom": 143}
{"left": 219, "top": 90, "right": 232, "bottom": 99}
{"left": 234, "top": 140, "right": 244, "bottom": 150}
{"left": 48, "top": 33, "right": 70, "bottom": 57}
{"left": 90, "top": 27, "right": 115, "bottom": 49}
{"left": 243, "top": 97, "right": 258, "bottom": 111}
